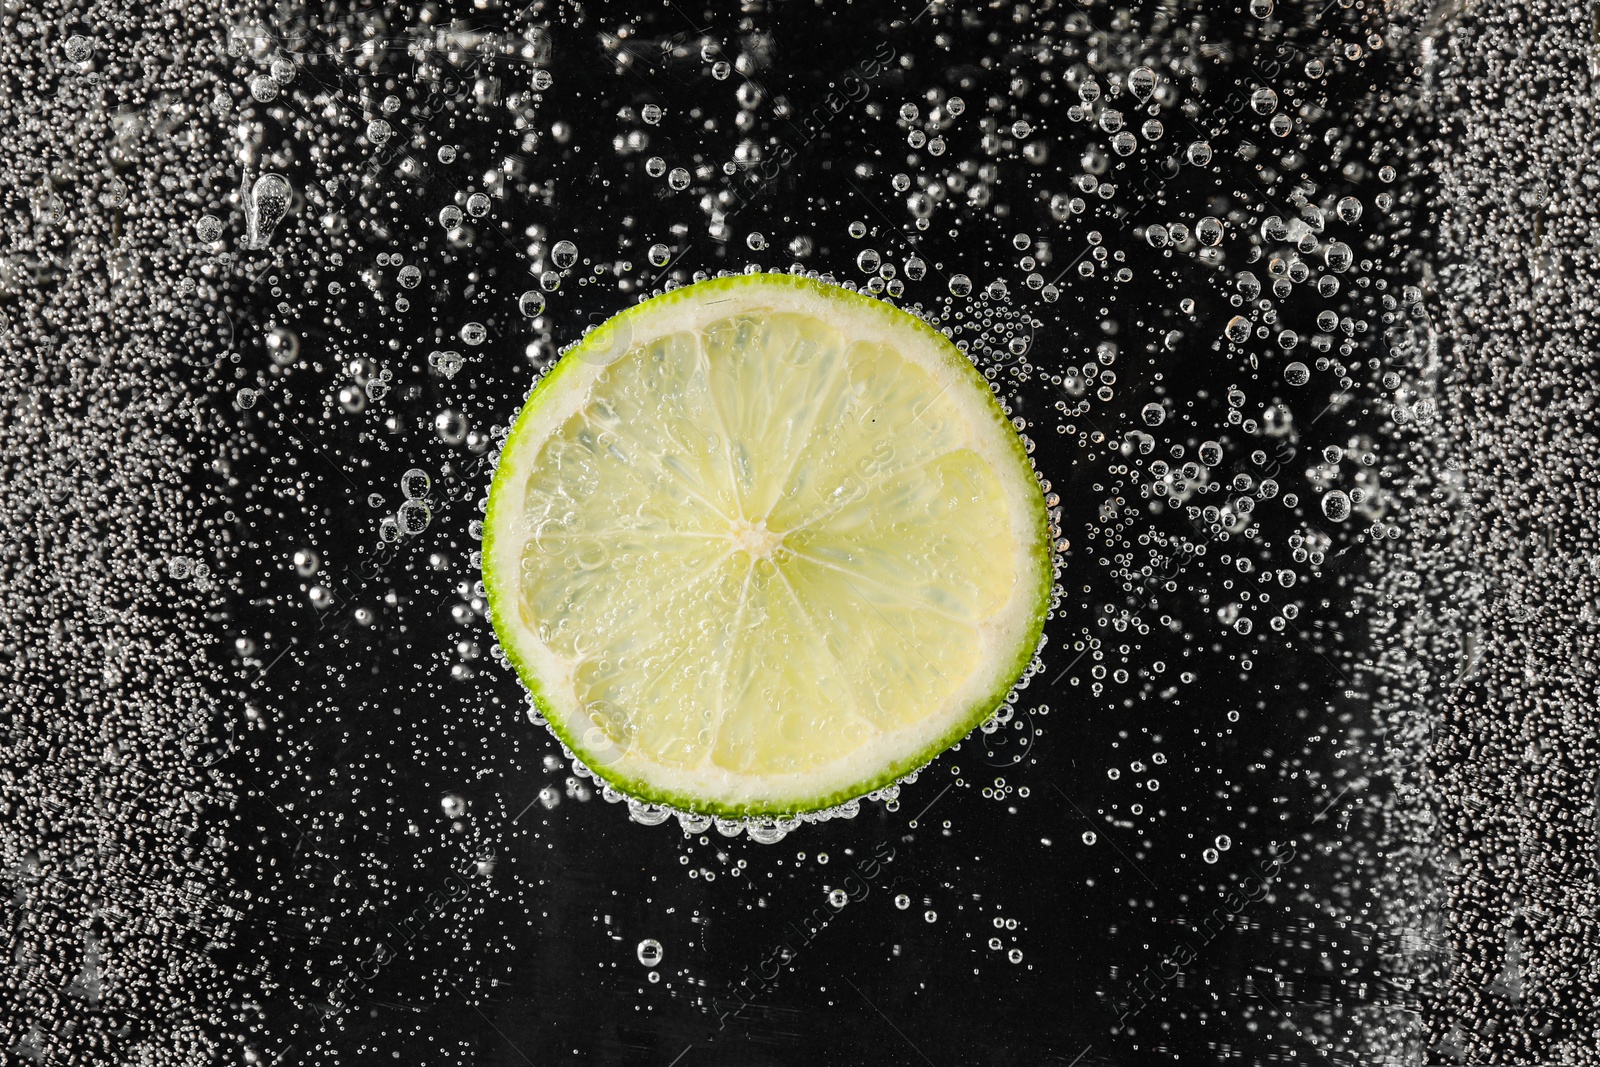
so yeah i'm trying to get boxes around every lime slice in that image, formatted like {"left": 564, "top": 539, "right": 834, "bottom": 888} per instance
{"left": 483, "top": 273, "right": 1052, "bottom": 817}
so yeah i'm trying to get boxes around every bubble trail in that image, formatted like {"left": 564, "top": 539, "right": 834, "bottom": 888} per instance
{"left": 0, "top": 3, "right": 238, "bottom": 1062}
{"left": 1355, "top": 1, "right": 1600, "bottom": 1062}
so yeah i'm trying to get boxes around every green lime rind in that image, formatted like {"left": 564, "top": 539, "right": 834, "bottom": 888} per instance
{"left": 482, "top": 271, "right": 1054, "bottom": 819}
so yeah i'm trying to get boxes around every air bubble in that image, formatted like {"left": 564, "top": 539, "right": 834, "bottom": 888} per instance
{"left": 401, "top": 469, "right": 431, "bottom": 501}
{"left": 245, "top": 174, "right": 291, "bottom": 250}
{"left": 1128, "top": 66, "right": 1156, "bottom": 102}
{"left": 428, "top": 350, "right": 464, "bottom": 379}
{"left": 397, "top": 500, "right": 431, "bottom": 536}
{"left": 436, "top": 410, "right": 469, "bottom": 445}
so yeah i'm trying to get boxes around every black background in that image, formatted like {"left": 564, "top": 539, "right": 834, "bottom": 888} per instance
{"left": 210, "top": 2, "right": 1402, "bottom": 1063}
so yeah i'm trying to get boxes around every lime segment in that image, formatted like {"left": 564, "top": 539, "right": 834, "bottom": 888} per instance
{"left": 483, "top": 273, "right": 1051, "bottom": 816}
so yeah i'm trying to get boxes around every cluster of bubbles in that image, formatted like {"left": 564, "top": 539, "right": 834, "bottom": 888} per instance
{"left": 7, "top": 0, "right": 1567, "bottom": 1060}
{"left": 1344, "top": 1, "right": 1600, "bottom": 1063}
{"left": 0, "top": 3, "right": 243, "bottom": 1063}
{"left": 378, "top": 468, "right": 433, "bottom": 543}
